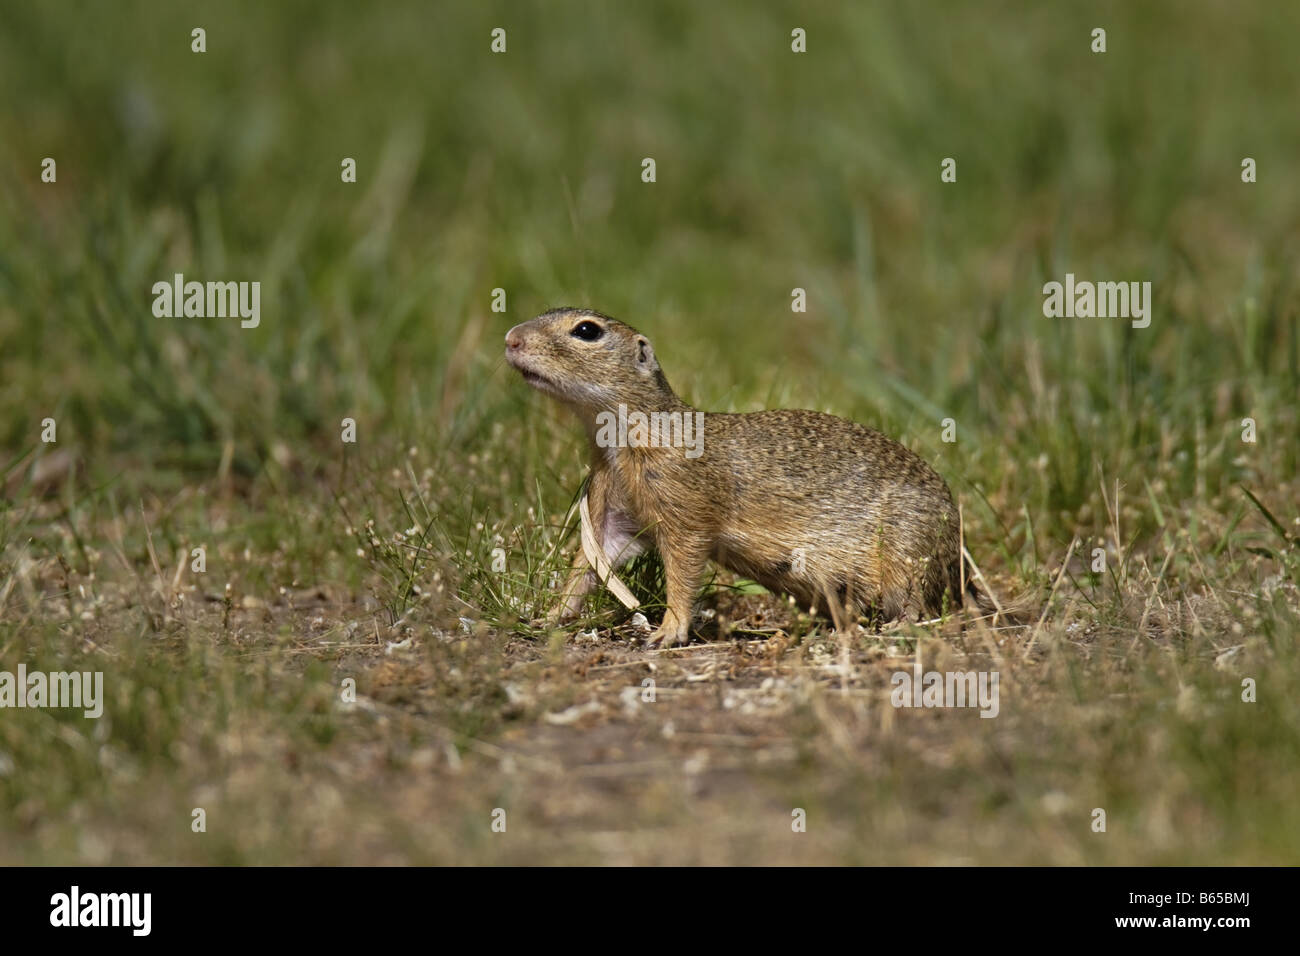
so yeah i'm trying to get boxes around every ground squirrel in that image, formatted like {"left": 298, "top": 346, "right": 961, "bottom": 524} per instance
{"left": 506, "top": 307, "right": 994, "bottom": 646}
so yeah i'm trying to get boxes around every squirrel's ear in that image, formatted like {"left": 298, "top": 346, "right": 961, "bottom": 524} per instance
{"left": 636, "top": 337, "right": 659, "bottom": 372}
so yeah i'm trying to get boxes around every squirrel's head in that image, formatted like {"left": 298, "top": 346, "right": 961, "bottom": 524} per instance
{"left": 505, "top": 308, "right": 676, "bottom": 411}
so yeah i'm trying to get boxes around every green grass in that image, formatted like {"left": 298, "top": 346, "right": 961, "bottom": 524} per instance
{"left": 0, "top": 0, "right": 1296, "bottom": 864}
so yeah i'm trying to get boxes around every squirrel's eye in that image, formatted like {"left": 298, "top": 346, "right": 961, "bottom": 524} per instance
{"left": 571, "top": 321, "right": 603, "bottom": 341}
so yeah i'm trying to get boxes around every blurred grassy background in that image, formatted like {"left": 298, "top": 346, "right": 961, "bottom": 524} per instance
{"left": 3, "top": 1, "right": 1296, "bottom": 509}
{"left": 0, "top": 0, "right": 1297, "bottom": 864}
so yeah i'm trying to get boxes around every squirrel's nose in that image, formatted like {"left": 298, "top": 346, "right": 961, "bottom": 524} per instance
{"left": 505, "top": 325, "right": 525, "bottom": 351}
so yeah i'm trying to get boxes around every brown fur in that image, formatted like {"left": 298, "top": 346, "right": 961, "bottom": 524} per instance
{"left": 506, "top": 307, "right": 988, "bottom": 646}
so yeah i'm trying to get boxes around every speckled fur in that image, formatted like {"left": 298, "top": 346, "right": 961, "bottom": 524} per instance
{"left": 506, "top": 307, "right": 981, "bottom": 646}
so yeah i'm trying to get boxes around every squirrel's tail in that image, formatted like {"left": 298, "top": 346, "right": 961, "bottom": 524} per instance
{"left": 961, "top": 561, "right": 1038, "bottom": 626}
